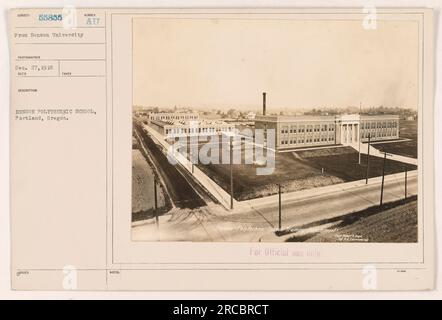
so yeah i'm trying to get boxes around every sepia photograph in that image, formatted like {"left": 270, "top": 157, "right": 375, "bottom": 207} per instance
{"left": 6, "top": 5, "right": 437, "bottom": 293}
{"left": 131, "top": 16, "right": 419, "bottom": 243}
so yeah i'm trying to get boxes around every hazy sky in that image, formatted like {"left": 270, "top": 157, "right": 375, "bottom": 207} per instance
{"left": 133, "top": 18, "right": 419, "bottom": 111}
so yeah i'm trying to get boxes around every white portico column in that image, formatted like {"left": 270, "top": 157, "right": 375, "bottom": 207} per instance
{"left": 348, "top": 124, "right": 351, "bottom": 143}
{"left": 343, "top": 124, "right": 347, "bottom": 143}
{"left": 350, "top": 124, "right": 354, "bottom": 143}
{"left": 340, "top": 123, "right": 344, "bottom": 143}
{"left": 356, "top": 124, "right": 359, "bottom": 142}
{"left": 353, "top": 124, "right": 356, "bottom": 142}
{"left": 352, "top": 124, "right": 355, "bottom": 142}
{"left": 349, "top": 124, "right": 352, "bottom": 143}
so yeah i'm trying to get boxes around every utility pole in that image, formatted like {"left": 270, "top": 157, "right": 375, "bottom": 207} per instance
{"left": 154, "top": 177, "right": 159, "bottom": 231}
{"left": 380, "top": 152, "right": 387, "bottom": 206}
{"left": 262, "top": 92, "right": 267, "bottom": 116}
{"left": 278, "top": 184, "right": 282, "bottom": 231}
{"left": 230, "top": 136, "right": 234, "bottom": 210}
{"left": 358, "top": 102, "right": 362, "bottom": 164}
{"left": 365, "top": 133, "right": 371, "bottom": 184}
{"left": 190, "top": 140, "right": 194, "bottom": 174}
{"left": 404, "top": 165, "right": 408, "bottom": 200}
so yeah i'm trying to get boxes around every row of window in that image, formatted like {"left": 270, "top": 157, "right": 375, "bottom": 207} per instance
{"left": 280, "top": 136, "right": 335, "bottom": 145}
{"left": 152, "top": 115, "right": 198, "bottom": 120}
{"left": 280, "top": 132, "right": 335, "bottom": 139}
{"left": 361, "top": 121, "right": 398, "bottom": 129}
{"left": 361, "top": 131, "right": 398, "bottom": 139}
{"left": 278, "top": 122, "right": 398, "bottom": 133}
{"left": 276, "top": 121, "right": 398, "bottom": 134}
{"left": 165, "top": 127, "right": 234, "bottom": 135}
{"left": 280, "top": 124, "right": 335, "bottom": 134}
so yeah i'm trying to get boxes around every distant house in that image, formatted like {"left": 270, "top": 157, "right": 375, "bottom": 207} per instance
{"left": 202, "top": 112, "right": 222, "bottom": 120}
{"left": 246, "top": 112, "right": 256, "bottom": 120}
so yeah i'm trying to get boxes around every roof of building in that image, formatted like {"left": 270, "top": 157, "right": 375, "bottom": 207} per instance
{"left": 148, "top": 112, "right": 199, "bottom": 116}
{"left": 255, "top": 114, "right": 336, "bottom": 122}
{"left": 255, "top": 113, "right": 400, "bottom": 122}
{"left": 151, "top": 119, "right": 234, "bottom": 128}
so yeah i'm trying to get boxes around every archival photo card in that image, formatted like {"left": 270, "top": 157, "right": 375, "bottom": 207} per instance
{"left": 131, "top": 16, "right": 421, "bottom": 244}
{"left": 9, "top": 7, "right": 435, "bottom": 291}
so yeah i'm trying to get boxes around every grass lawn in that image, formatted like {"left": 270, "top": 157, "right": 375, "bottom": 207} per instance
{"left": 374, "top": 140, "right": 417, "bottom": 159}
{"left": 300, "top": 147, "right": 417, "bottom": 182}
{"left": 294, "top": 197, "right": 418, "bottom": 243}
{"left": 195, "top": 144, "right": 416, "bottom": 200}
{"left": 198, "top": 149, "right": 337, "bottom": 200}
{"left": 399, "top": 120, "right": 417, "bottom": 140}
{"left": 132, "top": 149, "right": 170, "bottom": 221}
{"left": 371, "top": 120, "right": 417, "bottom": 158}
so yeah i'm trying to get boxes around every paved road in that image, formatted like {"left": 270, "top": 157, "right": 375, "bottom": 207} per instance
{"left": 243, "top": 174, "right": 417, "bottom": 232}
{"left": 132, "top": 173, "right": 417, "bottom": 242}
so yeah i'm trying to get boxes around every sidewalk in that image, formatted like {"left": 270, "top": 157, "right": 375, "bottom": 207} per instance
{"left": 350, "top": 142, "right": 418, "bottom": 165}
{"left": 242, "top": 169, "right": 418, "bottom": 209}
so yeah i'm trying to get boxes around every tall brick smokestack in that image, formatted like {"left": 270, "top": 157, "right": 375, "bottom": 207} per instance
{"left": 262, "top": 92, "right": 266, "bottom": 115}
